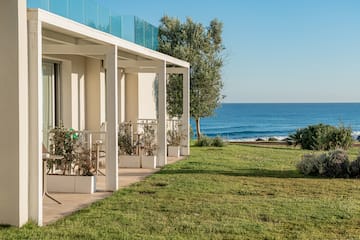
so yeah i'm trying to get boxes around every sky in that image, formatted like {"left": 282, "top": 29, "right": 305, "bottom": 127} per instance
{"left": 104, "top": 0, "right": 360, "bottom": 103}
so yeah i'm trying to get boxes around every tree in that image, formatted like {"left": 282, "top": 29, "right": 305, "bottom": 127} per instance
{"left": 158, "top": 16, "right": 225, "bottom": 140}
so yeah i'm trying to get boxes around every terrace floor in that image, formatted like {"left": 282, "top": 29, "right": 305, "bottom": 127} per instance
{"left": 43, "top": 157, "right": 184, "bottom": 225}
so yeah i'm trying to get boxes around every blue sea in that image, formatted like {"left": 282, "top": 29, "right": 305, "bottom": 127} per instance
{"left": 191, "top": 103, "right": 360, "bottom": 141}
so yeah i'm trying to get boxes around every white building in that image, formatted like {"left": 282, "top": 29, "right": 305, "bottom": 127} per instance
{"left": 0, "top": 0, "right": 190, "bottom": 227}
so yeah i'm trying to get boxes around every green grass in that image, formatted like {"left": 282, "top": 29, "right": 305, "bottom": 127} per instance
{"left": 1, "top": 144, "right": 360, "bottom": 239}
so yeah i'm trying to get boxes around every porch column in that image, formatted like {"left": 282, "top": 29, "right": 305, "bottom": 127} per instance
{"left": 105, "top": 46, "right": 118, "bottom": 191}
{"left": 0, "top": 0, "right": 29, "bottom": 227}
{"left": 28, "top": 18, "right": 43, "bottom": 225}
{"left": 181, "top": 68, "right": 190, "bottom": 155}
{"left": 157, "top": 61, "right": 167, "bottom": 167}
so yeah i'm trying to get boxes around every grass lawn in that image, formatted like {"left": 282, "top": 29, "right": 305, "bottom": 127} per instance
{"left": 1, "top": 144, "right": 360, "bottom": 239}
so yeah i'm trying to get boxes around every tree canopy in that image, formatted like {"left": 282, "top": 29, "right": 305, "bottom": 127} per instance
{"left": 158, "top": 16, "right": 225, "bottom": 139}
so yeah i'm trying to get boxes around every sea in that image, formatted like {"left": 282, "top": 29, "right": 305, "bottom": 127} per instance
{"left": 191, "top": 103, "right": 360, "bottom": 141}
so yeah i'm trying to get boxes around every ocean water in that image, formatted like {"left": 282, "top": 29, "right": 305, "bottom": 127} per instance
{"left": 191, "top": 103, "right": 360, "bottom": 141}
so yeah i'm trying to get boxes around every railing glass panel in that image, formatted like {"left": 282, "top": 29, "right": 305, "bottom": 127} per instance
{"left": 27, "top": 0, "right": 158, "bottom": 50}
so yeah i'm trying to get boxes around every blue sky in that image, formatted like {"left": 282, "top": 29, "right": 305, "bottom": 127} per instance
{"left": 104, "top": 0, "right": 360, "bottom": 103}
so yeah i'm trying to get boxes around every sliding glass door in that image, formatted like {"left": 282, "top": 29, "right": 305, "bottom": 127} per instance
{"left": 42, "top": 62, "right": 57, "bottom": 148}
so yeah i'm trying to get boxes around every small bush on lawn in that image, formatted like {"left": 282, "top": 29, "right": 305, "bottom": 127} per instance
{"left": 212, "top": 136, "right": 226, "bottom": 147}
{"left": 289, "top": 123, "right": 352, "bottom": 150}
{"left": 350, "top": 156, "right": 360, "bottom": 178}
{"left": 297, "top": 149, "right": 350, "bottom": 178}
{"left": 195, "top": 136, "right": 226, "bottom": 147}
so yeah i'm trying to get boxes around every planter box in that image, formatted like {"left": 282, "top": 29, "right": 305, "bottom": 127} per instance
{"left": 119, "top": 155, "right": 140, "bottom": 168}
{"left": 141, "top": 155, "right": 157, "bottom": 169}
{"left": 47, "top": 175, "right": 96, "bottom": 194}
{"left": 180, "top": 146, "right": 190, "bottom": 156}
{"left": 168, "top": 146, "right": 180, "bottom": 157}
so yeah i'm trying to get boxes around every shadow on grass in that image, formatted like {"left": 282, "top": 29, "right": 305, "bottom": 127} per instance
{"left": 0, "top": 224, "right": 11, "bottom": 229}
{"left": 238, "top": 144, "right": 301, "bottom": 151}
{"left": 157, "top": 168, "right": 306, "bottom": 179}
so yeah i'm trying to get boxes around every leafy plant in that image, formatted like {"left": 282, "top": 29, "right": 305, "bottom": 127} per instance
{"left": 49, "top": 125, "right": 94, "bottom": 176}
{"left": 118, "top": 123, "right": 135, "bottom": 155}
{"left": 350, "top": 156, "right": 360, "bottom": 178}
{"left": 296, "top": 149, "right": 350, "bottom": 178}
{"left": 289, "top": 123, "right": 352, "bottom": 150}
{"left": 142, "top": 123, "right": 157, "bottom": 156}
{"left": 167, "top": 129, "right": 182, "bottom": 146}
{"left": 195, "top": 135, "right": 226, "bottom": 147}
{"left": 49, "top": 125, "right": 77, "bottom": 175}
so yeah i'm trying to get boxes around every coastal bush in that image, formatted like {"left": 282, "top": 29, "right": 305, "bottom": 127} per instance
{"left": 289, "top": 123, "right": 352, "bottom": 150}
{"left": 212, "top": 136, "right": 226, "bottom": 147}
{"left": 268, "top": 137, "right": 278, "bottom": 142}
{"left": 350, "top": 156, "right": 360, "bottom": 178}
{"left": 195, "top": 136, "right": 226, "bottom": 147}
{"left": 195, "top": 136, "right": 213, "bottom": 147}
{"left": 296, "top": 149, "right": 350, "bottom": 178}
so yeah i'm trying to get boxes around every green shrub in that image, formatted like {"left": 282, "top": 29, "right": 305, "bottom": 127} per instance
{"left": 296, "top": 149, "right": 350, "bottom": 178}
{"left": 296, "top": 153, "right": 325, "bottom": 176}
{"left": 268, "top": 137, "right": 278, "bottom": 142}
{"left": 195, "top": 136, "right": 226, "bottom": 147}
{"left": 212, "top": 136, "right": 226, "bottom": 147}
{"left": 195, "top": 136, "right": 213, "bottom": 147}
{"left": 350, "top": 156, "right": 360, "bottom": 178}
{"left": 289, "top": 123, "right": 352, "bottom": 150}
{"left": 322, "top": 149, "right": 350, "bottom": 178}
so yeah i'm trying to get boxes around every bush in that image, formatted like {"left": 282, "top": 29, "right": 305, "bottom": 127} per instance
{"left": 195, "top": 136, "right": 226, "bottom": 147}
{"left": 322, "top": 149, "right": 350, "bottom": 177}
{"left": 289, "top": 123, "right": 352, "bottom": 150}
{"left": 296, "top": 149, "right": 350, "bottom": 178}
{"left": 350, "top": 156, "right": 360, "bottom": 178}
{"left": 212, "top": 136, "right": 226, "bottom": 147}
{"left": 195, "top": 136, "right": 213, "bottom": 147}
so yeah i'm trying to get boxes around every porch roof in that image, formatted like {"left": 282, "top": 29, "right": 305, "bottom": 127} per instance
{"left": 27, "top": 8, "right": 190, "bottom": 69}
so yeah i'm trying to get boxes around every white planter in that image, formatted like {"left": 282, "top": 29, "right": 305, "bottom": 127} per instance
{"left": 47, "top": 175, "right": 96, "bottom": 194}
{"left": 119, "top": 155, "right": 141, "bottom": 168}
{"left": 180, "top": 146, "right": 190, "bottom": 156}
{"left": 168, "top": 146, "right": 180, "bottom": 157}
{"left": 141, "top": 155, "right": 157, "bottom": 169}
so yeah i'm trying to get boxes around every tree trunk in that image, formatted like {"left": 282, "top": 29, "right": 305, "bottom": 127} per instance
{"left": 195, "top": 118, "right": 201, "bottom": 141}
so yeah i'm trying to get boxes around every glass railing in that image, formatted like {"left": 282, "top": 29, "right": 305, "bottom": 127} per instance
{"left": 27, "top": 0, "right": 158, "bottom": 50}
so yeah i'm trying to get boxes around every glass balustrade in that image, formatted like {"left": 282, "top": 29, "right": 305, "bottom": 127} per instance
{"left": 27, "top": 0, "right": 158, "bottom": 50}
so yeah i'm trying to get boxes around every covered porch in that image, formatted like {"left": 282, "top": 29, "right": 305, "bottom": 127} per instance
{"left": 27, "top": 9, "right": 190, "bottom": 226}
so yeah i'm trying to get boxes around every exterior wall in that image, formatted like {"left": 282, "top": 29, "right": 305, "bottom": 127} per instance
{"left": 85, "top": 58, "right": 102, "bottom": 131}
{"left": 125, "top": 73, "right": 139, "bottom": 123}
{"left": 0, "top": 0, "right": 28, "bottom": 226}
{"left": 138, "top": 73, "right": 157, "bottom": 120}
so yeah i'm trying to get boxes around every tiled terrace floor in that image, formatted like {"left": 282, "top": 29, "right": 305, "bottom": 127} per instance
{"left": 43, "top": 157, "right": 184, "bottom": 225}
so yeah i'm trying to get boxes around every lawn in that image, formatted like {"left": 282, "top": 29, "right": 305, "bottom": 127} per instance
{"left": 1, "top": 144, "right": 360, "bottom": 239}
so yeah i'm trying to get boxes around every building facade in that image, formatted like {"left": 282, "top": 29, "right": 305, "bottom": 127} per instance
{"left": 0, "top": 0, "right": 190, "bottom": 226}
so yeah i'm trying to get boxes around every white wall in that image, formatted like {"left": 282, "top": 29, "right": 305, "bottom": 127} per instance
{"left": 0, "top": 0, "right": 28, "bottom": 226}
{"left": 85, "top": 58, "right": 101, "bottom": 131}
{"left": 138, "top": 73, "right": 157, "bottom": 120}
{"left": 125, "top": 73, "right": 139, "bottom": 123}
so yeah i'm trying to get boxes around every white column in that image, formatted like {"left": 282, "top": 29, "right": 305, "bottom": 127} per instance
{"left": 28, "top": 18, "right": 43, "bottom": 226}
{"left": 105, "top": 46, "right": 118, "bottom": 191}
{"left": 0, "top": 0, "right": 29, "bottom": 227}
{"left": 181, "top": 68, "right": 190, "bottom": 155}
{"left": 118, "top": 70, "right": 126, "bottom": 122}
{"left": 157, "top": 61, "right": 167, "bottom": 166}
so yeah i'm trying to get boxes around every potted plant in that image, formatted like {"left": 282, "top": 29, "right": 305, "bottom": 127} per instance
{"left": 167, "top": 129, "right": 181, "bottom": 157}
{"left": 141, "top": 123, "right": 157, "bottom": 168}
{"left": 118, "top": 123, "right": 140, "bottom": 168}
{"left": 46, "top": 126, "right": 96, "bottom": 194}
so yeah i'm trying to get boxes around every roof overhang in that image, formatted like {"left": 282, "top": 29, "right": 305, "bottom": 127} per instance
{"left": 27, "top": 9, "right": 190, "bottom": 69}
